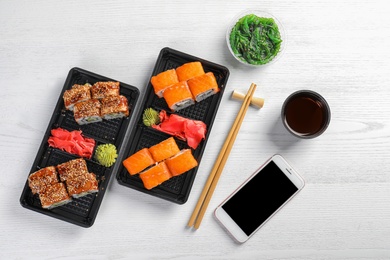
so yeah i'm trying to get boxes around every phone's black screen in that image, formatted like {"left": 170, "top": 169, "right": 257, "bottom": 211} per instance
{"left": 222, "top": 161, "right": 298, "bottom": 236}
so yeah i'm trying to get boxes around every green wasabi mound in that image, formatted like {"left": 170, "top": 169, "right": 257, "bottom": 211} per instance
{"left": 229, "top": 14, "right": 282, "bottom": 65}
{"left": 142, "top": 108, "right": 160, "bottom": 126}
{"left": 94, "top": 143, "right": 118, "bottom": 167}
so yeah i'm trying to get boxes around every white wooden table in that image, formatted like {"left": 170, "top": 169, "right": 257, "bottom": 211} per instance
{"left": 1, "top": 0, "right": 390, "bottom": 259}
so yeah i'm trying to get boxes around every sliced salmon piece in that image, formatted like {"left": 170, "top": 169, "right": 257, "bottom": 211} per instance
{"left": 123, "top": 148, "right": 156, "bottom": 175}
{"left": 151, "top": 69, "right": 179, "bottom": 98}
{"left": 148, "top": 137, "right": 180, "bottom": 162}
{"left": 176, "top": 61, "right": 205, "bottom": 82}
{"left": 187, "top": 72, "right": 219, "bottom": 102}
{"left": 165, "top": 149, "right": 198, "bottom": 177}
{"left": 139, "top": 162, "right": 172, "bottom": 190}
{"left": 162, "top": 81, "right": 195, "bottom": 111}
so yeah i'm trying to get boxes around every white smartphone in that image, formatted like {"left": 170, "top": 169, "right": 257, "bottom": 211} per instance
{"left": 214, "top": 154, "right": 305, "bottom": 243}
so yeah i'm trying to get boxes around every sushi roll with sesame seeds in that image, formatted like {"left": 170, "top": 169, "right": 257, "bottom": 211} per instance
{"left": 65, "top": 172, "right": 99, "bottom": 198}
{"left": 100, "top": 95, "right": 129, "bottom": 120}
{"left": 91, "top": 81, "right": 120, "bottom": 99}
{"left": 38, "top": 182, "right": 72, "bottom": 209}
{"left": 28, "top": 166, "right": 59, "bottom": 195}
{"left": 56, "top": 158, "right": 89, "bottom": 182}
{"left": 73, "top": 99, "right": 102, "bottom": 125}
{"left": 63, "top": 83, "right": 92, "bottom": 111}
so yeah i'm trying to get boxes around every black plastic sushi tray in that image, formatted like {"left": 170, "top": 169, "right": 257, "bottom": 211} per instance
{"left": 20, "top": 67, "right": 140, "bottom": 227}
{"left": 116, "top": 47, "right": 230, "bottom": 204}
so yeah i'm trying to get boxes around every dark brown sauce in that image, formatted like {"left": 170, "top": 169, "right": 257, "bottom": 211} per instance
{"left": 284, "top": 95, "right": 326, "bottom": 136}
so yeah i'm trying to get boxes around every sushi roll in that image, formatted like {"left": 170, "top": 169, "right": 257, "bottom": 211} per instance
{"left": 91, "top": 81, "right": 120, "bottom": 99}
{"left": 139, "top": 162, "right": 172, "bottom": 190}
{"left": 123, "top": 148, "right": 156, "bottom": 175}
{"left": 56, "top": 158, "right": 89, "bottom": 182}
{"left": 148, "top": 137, "right": 180, "bottom": 162}
{"left": 63, "top": 83, "right": 92, "bottom": 111}
{"left": 28, "top": 166, "right": 59, "bottom": 195}
{"left": 162, "top": 81, "right": 195, "bottom": 112}
{"left": 65, "top": 172, "right": 99, "bottom": 198}
{"left": 73, "top": 99, "right": 102, "bottom": 125}
{"left": 100, "top": 95, "right": 129, "bottom": 120}
{"left": 150, "top": 69, "right": 179, "bottom": 98}
{"left": 165, "top": 149, "right": 198, "bottom": 176}
{"left": 39, "top": 182, "right": 72, "bottom": 209}
{"left": 175, "top": 61, "right": 205, "bottom": 82}
{"left": 187, "top": 72, "right": 219, "bottom": 102}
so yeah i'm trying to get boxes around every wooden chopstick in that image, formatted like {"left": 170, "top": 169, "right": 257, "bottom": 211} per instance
{"left": 187, "top": 83, "right": 257, "bottom": 229}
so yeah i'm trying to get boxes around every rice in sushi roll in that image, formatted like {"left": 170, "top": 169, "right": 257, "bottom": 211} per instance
{"left": 73, "top": 99, "right": 102, "bottom": 125}
{"left": 148, "top": 137, "right": 180, "bottom": 162}
{"left": 100, "top": 95, "right": 129, "bottom": 120}
{"left": 56, "top": 158, "right": 89, "bottom": 182}
{"left": 150, "top": 69, "right": 179, "bottom": 98}
{"left": 139, "top": 162, "right": 172, "bottom": 190}
{"left": 165, "top": 149, "right": 198, "bottom": 176}
{"left": 65, "top": 172, "right": 99, "bottom": 198}
{"left": 91, "top": 81, "right": 120, "bottom": 99}
{"left": 122, "top": 148, "right": 156, "bottom": 175}
{"left": 38, "top": 182, "right": 72, "bottom": 209}
{"left": 162, "top": 81, "right": 195, "bottom": 112}
{"left": 56, "top": 158, "right": 98, "bottom": 198}
{"left": 63, "top": 83, "right": 92, "bottom": 111}
{"left": 28, "top": 166, "right": 59, "bottom": 195}
{"left": 175, "top": 61, "right": 205, "bottom": 82}
{"left": 187, "top": 72, "right": 219, "bottom": 102}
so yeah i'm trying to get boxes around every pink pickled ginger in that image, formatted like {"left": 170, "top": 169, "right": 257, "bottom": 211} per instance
{"left": 48, "top": 128, "right": 95, "bottom": 158}
{"left": 151, "top": 110, "right": 206, "bottom": 149}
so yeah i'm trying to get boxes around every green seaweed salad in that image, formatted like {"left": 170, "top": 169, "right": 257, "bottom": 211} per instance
{"left": 229, "top": 14, "right": 282, "bottom": 65}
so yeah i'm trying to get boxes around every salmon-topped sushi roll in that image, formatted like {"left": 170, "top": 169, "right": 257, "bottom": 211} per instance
{"left": 39, "top": 182, "right": 72, "bottom": 209}
{"left": 148, "top": 137, "right": 180, "bottom": 162}
{"left": 63, "top": 83, "right": 92, "bottom": 111}
{"left": 73, "top": 99, "right": 102, "bottom": 125}
{"left": 162, "top": 81, "right": 195, "bottom": 112}
{"left": 65, "top": 172, "right": 99, "bottom": 198}
{"left": 151, "top": 69, "right": 179, "bottom": 98}
{"left": 139, "top": 162, "right": 172, "bottom": 190}
{"left": 123, "top": 148, "right": 156, "bottom": 175}
{"left": 100, "top": 95, "right": 129, "bottom": 120}
{"left": 28, "top": 166, "right": 59, "bottom": 195}
{"left": 187, "top": 72, "right": 219, "bottom": 102}
{"left": 176, "top": 61, "right": 205, "bottom": 82}
{"left": 165, "top": 149, "right": 198, "bottom": 177}
{"left": 91, "top": 81, "right": 120, "bottom": 99}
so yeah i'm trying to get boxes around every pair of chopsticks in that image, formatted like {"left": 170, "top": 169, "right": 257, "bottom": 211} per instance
{"left": 187, "top": 83, "right": 257, "bottom": 229}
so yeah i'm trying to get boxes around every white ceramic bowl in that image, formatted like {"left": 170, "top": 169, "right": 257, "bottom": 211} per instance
{"left": 226, "top": 10, "right": 286, "bottom": 67}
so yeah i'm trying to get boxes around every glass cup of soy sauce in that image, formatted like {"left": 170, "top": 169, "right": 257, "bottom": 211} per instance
{"left": 281, "top": 90, "right": 331, "bottom": 139}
